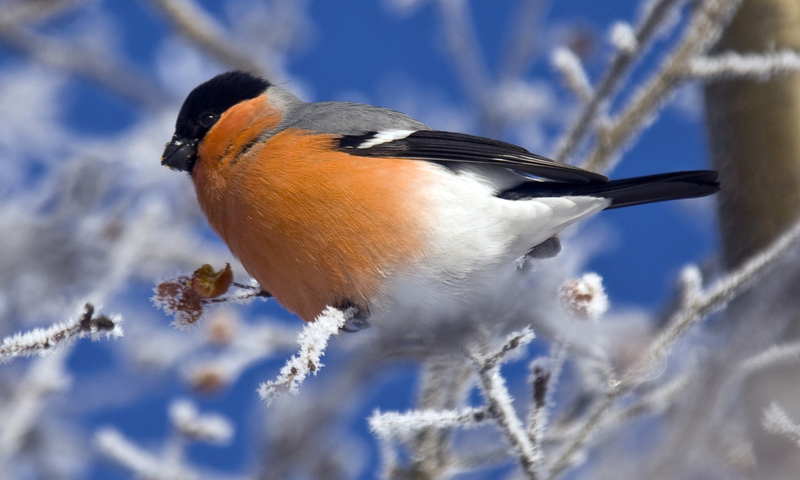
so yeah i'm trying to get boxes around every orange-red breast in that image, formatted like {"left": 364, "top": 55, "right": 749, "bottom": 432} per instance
{"left": 162, "top": 71, "right": 719, "bottom": 327}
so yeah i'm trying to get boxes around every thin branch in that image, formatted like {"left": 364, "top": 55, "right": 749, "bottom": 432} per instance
{"left": 580, "top": 0, "right": 744, "bottom": 172}
{"left": 551, "top": 48, "right": 593, "bottom": 103}
{"left": 763, "top": 402, "right": 800, "bottom": 448}
{"left": 0, "top": 17, "right": 170, "bottom": 109}
{"left": 469, "top": 328, "right": 540, "bottom": 480}
{"left": 369, "top": 407, "right": 490, "bottom": 440}
{"left": 146, "top": 0, "right": 274, "bottom": 80}
{"left": 258, "top": 306, "right": 352, "bottom": 403}
{"left": 435, "top": 0, "right": 498, "bottom": 132}
{"left": 499, "top": 0, "right": 551, "bottom": 82}
{"left": 548, "top": 213, "right": 800, "bottom": 478}
{"left": 687, "top": 50, "right": 800, "bottom": 80}
{"left": 526, "top": 340, "right": 566, "bottom": 472}
{"left": 552, "top": 0, "right": 686, "bottom": 163}
{"left": 0, "top": 303, "right": 123, "bottom": 360}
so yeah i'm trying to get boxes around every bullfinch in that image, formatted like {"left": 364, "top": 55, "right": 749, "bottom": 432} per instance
{"left": 162, "top": 70, "right": 719, "bottom": 327}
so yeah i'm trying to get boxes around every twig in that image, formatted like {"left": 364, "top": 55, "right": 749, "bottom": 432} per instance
{"left": 580, "top": 0, "right": 744, "bottom": 173}
{"left": 551, "top": 48, "right": 593, "bottom": 103}
{"left": 257, "top": 306, "right": 352, "bottom": 403}
{"left": 0, "top": 17, "right": 169, "bottom": 109}
{"left": 526, "top": 340, "right": 566, "bottom": 472}
{"left": 146, "top": 0, "right": 273, "bottom": 79}
{"left": 369, "top": 407, "right": 490, "bottom": 440}
{"left": 435, "top": 0, "right": 499, "bottom": 133}
{"left": 548, "top": 214, "right": 800, "bottom": 478}
{"left": 552, "top": 0, "right": 685, "bottom": 163}
{"left": 469, "top": 327, "right": 540, "bottom": 479}
{"left": 687, "top": 50, "right": 800, "bottom": 80}
{"left": 499, "top": 0, "right": 551, "bottom": 83}
{"left": 0, "top": 303, "right": 123, "bottom": 360}
{"left": 763, "top": 403, "right": 800, "bottom": 448}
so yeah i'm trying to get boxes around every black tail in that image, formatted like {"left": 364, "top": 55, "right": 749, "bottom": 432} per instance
{"left": 498, "top": 170, "right": 720, "bottom": 209}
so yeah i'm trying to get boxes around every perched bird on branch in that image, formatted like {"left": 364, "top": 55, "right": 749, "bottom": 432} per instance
{"left": 162, "top": 70, "right": 718, "bottom": 328}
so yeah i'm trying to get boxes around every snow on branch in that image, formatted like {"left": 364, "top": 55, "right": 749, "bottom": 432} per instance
{"left": 469, "top": 327, "right": 541, "bottom": 479}
{"left": 548, "top": 215, "right": 800, "bottom": 477}
{"left": 95, "top": 428, "right": 167, "bottom": 480}
{"left": 552, "top": 0, "right": 685, "bottom": 163}
{"left": 558, "top": 272, "right": 609, "bottom": 320}
{"left": 580, "top": 0, "right": 744, "bottom": 172}
{"left": 609, "top": 22, "right": 638, "bottom": 54}
{"left": 551, "top": 47, "right": 593, "bottom": 103}
{"left": 258, "top": 306, "right": 352, "bottom": 403}
{"left": 0, "top": 303, "right": 122, "bottom": 361}
{"left": 526, "top": 341, "right": 567, "bottom": 462}
{"left": 369, "top": 407, "right": 489, "bottom": 440}
{"left": 763, "top": 403, "right": 800, "bottom": 448}
{"left": 169, "top": 399, "right": 234, "bottom": 445}
{"left": 688, "top": 50, "right": 800, "bottom": 80}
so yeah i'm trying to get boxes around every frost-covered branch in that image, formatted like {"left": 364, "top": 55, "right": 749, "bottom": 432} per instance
{"left": 0, "top": 303, "right": 122, "bottom": 361}
{"left": 469, "top": 327, "right": 540, "bottom": 479}
{"left": 551, "top": 48, "right": 593, "bottom": 103}
{"left": 763, "top": 403, "right": 800, "bottom": 448}
{"left": 526, "top": 341, "right": 566, "bottom": 469}
{"left": 146, "top": 0, "right": 273, "bottom": 79}
{"left": 96, "top": 428, "right": 168, "bottom": 479}
{"left": 435, "top": 0, "right": 498, "bottom": 132}
{"left": 580, "top": 0, "right": 743, "bottom": 172}
{"left": 258, "top": 306, "right": 352, "bottom": 403}
{"left": 169, "top": 399, "right": 234, "bottom": 445}
{"left": 552, "top": 0, "right": 685, "bottom": 163}
{"left": 0, "top": 13, "right": 168, "bottom": 108}
{"left": 688, "top": 50, "right": 800, "bottom": 80}
{"left": 96, "top": 400, "right": 236, "bottom": 480}
{"left": 0, "top": 350, "right": 72, "bottom": 465}
{"left": 548, "top": 215, "right": 800, "bottom": 477}
{"left": 370, "top": 407, "right": 489, "bottom": 440}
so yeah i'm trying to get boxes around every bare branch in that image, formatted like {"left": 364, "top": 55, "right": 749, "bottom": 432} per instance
{"left": 548, "top": 213, "right": 800, "bottom": 477}
{"left": 146, "top": 0, "right": 274, "bottom": 80}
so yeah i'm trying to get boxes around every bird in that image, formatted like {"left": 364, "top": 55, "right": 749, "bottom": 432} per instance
{"left": 162, "top": 70, "right": 719, "bottom": 329}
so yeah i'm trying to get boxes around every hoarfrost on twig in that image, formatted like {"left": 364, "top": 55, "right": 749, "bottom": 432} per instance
{"left": 469, "top": 327, "right": 541, "bottom": 479}
{"left": 0, "top": 303, "right": 123, "bottom": 361}
{"left": 169, "top": 399, "right": 234, "bottom": 445}
{"left": 551, "top": 47, "right": 593, "bottom": 103}
{"left": 369, "top": 407, "right": 489, "bottom": 440}
{"left": 688, "top": 50, "right": 800, "bottom": 80}
{"left": 763, "top": 403, "right": 800, "bottom": 448}
{"left": 257, "top": 306, "right": 352, "bottom": 403}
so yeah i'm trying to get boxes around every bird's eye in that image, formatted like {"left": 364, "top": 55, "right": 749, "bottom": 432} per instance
{"left": 199, "top": 112, "right": 218, "bottom": 127}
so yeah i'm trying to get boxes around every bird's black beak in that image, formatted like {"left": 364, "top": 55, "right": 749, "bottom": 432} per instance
{"left": 162, "top": 136, "right": 198, "bottom": 173}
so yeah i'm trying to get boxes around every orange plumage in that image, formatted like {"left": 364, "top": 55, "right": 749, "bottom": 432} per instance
{"left": 192, "top": 92, "right": 430, "bottom": 321}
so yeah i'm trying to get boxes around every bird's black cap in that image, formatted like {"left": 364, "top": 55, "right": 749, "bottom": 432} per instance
{"left": 162, "top": 71, "right": 271, "bottom": 173}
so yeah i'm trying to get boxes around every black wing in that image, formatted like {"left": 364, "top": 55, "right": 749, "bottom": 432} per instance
{"left": 338, "top": 130, "right": 608, "bottom": 184}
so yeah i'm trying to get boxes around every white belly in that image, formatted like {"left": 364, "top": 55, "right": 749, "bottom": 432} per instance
{"left": 373, "top": 163, "right": 609, "bottom": 325}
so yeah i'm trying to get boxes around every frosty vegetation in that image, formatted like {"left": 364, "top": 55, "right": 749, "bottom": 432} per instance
{"left": 2, "top": 0, "right": 800, "bottom": 479}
